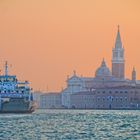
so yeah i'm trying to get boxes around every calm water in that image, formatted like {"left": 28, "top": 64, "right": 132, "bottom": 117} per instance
{"left": 0, "top": 110, "right": 140, "bottom": 140}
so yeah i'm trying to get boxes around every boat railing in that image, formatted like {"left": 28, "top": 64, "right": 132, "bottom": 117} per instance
{"left": 0, "top": 93, "right": 30, "bottom": 98}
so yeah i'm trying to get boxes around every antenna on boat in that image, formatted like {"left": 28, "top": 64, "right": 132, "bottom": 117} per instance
{"left": 5, "top": 61, "right": 8, "bottom": 76}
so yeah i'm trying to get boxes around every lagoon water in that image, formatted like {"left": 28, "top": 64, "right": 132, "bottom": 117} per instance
{"left": 0, "top": 110, "right": 140, "bottom": 140}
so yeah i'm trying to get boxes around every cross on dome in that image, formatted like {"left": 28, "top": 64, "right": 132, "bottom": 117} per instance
{"left": 101, "top": 58, "right": 106, "bottom": 67}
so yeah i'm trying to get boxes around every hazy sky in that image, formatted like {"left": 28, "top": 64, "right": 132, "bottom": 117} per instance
{"left": 0, "top": 0, "right": 140, "bottom": 91}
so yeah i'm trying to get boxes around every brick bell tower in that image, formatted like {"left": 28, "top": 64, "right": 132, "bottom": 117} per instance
{"left": 112, "top": 25, "right": 125, "bottom": 79}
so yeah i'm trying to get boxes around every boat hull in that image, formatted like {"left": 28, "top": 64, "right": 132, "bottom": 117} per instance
{"left": 0, "top": 110, "right": 34, "bottom": 113}
{"left": 0, "top": 98, "right": 36, "bottom": 113}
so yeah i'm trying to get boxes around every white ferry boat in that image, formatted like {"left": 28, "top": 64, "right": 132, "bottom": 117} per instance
{"left": 0, "top": 62, "right": 36, "bottom": 113}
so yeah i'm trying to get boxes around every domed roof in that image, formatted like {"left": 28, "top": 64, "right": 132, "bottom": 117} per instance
{"left": 95, "top": 59, "right": 112, "bottom": 77}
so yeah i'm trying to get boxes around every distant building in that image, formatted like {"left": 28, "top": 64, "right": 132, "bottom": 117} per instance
{"left": 61, "top": 26, "right": 140, "bottom": 109}
{"left": 40, "top": 93, "right": 62, "bottom": 109}
{"left": 70, "top": 91, "right": 95, "bottom": 109}
{"left": 70, "top": 85, "right": 140, "bottom": 109}
{"left": 33, "top": 91, "right": 43, "bottom": 108}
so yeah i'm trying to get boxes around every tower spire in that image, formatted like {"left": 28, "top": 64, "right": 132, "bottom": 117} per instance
{"left": 118, "top": 24, "right": 120, "bottom": 30}
{"left": 132, "top": 67, "right": 136, "bottom": 83}
{"left": 115, "top": 25, "right": 122, "bottom": 49}
{"left": 112, "top": 26, "right": 125, "bottom": 79}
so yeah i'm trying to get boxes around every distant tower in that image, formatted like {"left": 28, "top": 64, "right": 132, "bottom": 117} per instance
{"left": 112, "top": 25, "right": 125, "bottom": 79}
{"left": 132, "top": 67, "right": 136, "bottom": 82}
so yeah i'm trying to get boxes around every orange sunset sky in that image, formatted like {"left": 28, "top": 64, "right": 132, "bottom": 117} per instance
{"left": 0, "top": 0, "right": 140, "bottom": 92}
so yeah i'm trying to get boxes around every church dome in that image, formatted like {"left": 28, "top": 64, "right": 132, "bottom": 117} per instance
{"left": 95, "top": 59, "right": 112, "bottom": 77}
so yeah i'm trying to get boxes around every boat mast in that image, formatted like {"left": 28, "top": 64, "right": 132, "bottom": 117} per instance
{"left": 5, "top": 61, "right": 8, "bottom": 76}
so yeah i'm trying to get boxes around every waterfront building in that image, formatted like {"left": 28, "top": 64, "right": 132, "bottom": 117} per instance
{"left": 61, "top": 26, "right": 140, "bottom": 109}
{"left": 33, "top": 91, "right": 43, "bottom": 108}
{"left": 70, "top": 85, "right": 140, "bottom": 109}
{"left": 40, "top": 92, "right": 62, "bottom": 109}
